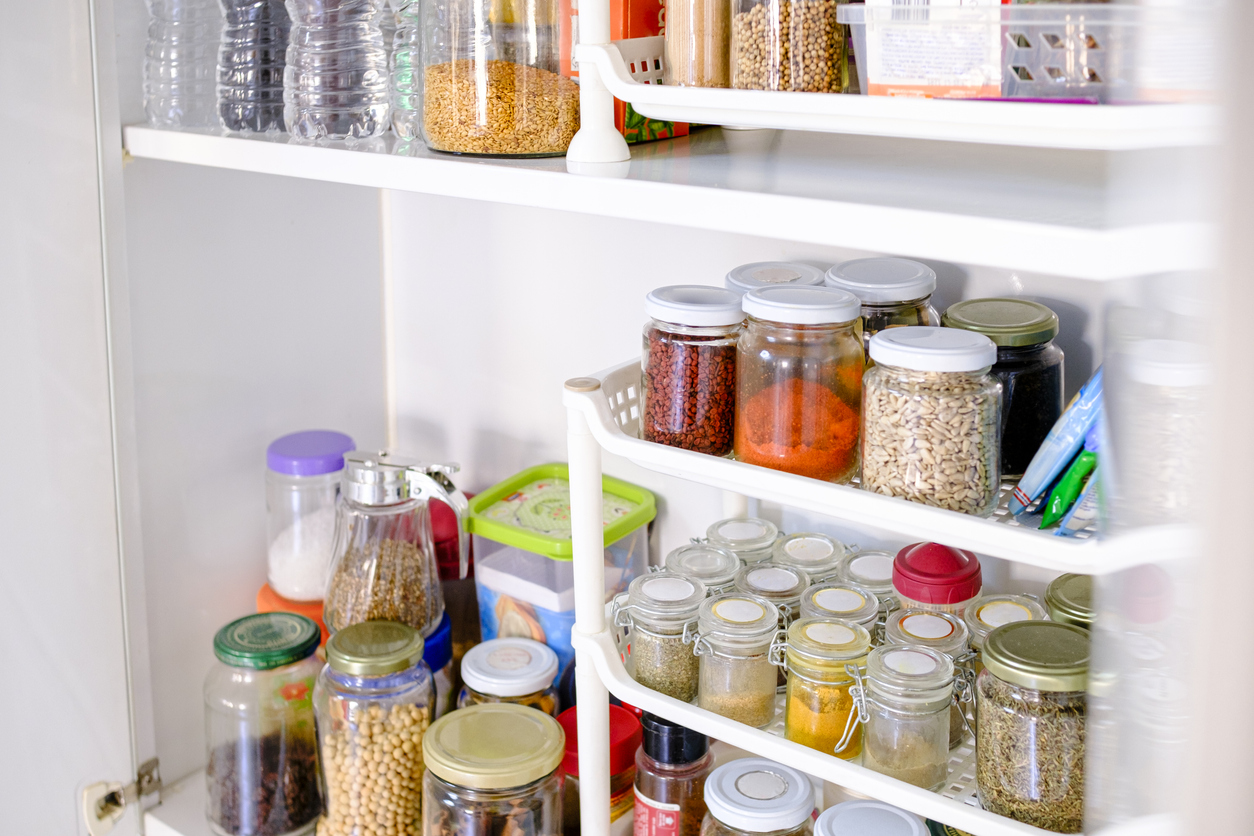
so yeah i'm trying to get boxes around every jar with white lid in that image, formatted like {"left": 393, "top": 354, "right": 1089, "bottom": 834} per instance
{"left": 858, "top": 646, "right": 955, "bottom": 792}
{"left": 799, "top": 582, "right": 880, "bottom": 635}
{"left": 458, "top": 637, "right": 560, "bottom": 715}
{"left": 615, "top": 572, "right": 708, "bottom": 702}
{"left": 883, "top": 609, "right": 969, "bottom": 748}
{"left": 892, "top": 542, "right": 983, "bottom": 616}
{"left": 666, "top": 544, "right": 742, "bottom": 595}
{"left": 701, "top": 759, "right": 814, "bottom": 836}
{"left": 265, "top": 430, "right": 355, "bottom": 601}
{"left": 707, "top": 517, "right": 780, "bottom": 564}
{"left": 771, "top": 532, "right": 847, "bottom": 579}
{"left": 824, "top": 258, "right": 939, "bottom": 355}
{"left": 694, "top": 594, "right": 781, "bottom": 727}
{"left": 642, "top": 286, "right": 745, "bottom": 457}
{"left": 725, "top": 262, "right": 826, "bottom": 296}
{"left": 735, "top": 286, "right": 865, "bottom": 484}
{"left": 964, "top": 593, "right": 1047, "bottom": 673}
{"left": 733, "top": 564, "right": 811, "bottom": 626}
{"left": 779, "top": 618, "right": 872, "bottom": 760}
{"left": 815, "top": 801, "right": 927, "bottom": 836}
{"left": 861, "top": 327, "right": 1002, "bottom": 517}
{"left": 830, "top": 550, "right": 898, "bottom": 610}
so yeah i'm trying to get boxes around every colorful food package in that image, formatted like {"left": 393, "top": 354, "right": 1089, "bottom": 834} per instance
{"left": 859, "top": 0, "right": 1000, "bottom": 99}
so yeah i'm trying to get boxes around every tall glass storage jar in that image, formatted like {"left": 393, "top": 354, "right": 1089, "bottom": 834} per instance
{"left": 859, "top": 645, "right": 954, "bottom": 792}
{"left": 706, "top": 517, "right": 780, "bottom": 564}
{"left": 825, "top": 258, "right": 939, "bottom": 355}
{"left": 324, "top": 451, "right": 469, "bottom": 637}
{"left": 861, "top": 328, "right": 1002, "bottom": 516}
{"left": 735, "top": 286, "right": 864, "bottom": 484}
{"left": 616, "top": 572, "right": 707, "bottom": 702}
{"left": 205, "top": 613, "right": 322, "bottom": 836}
{"left": 731, "top": 0, "right": 844, "bottom": 92}
{"left": 642, "top": 286, "right": 744, "bottom": 457}
{"left": 666, "top": 0, "right": 730, "bottom": 87}
{"left": 781, "top": 618, "right": 871, "bottom": 759}
{"left": 314, "top": 621, "right": 434, "bottom": 836}
{"left": 417, "top": 0, "right": 579, "bottom": 156}
{"left": 694, "top": 594, "right": 781, "bottom": 727}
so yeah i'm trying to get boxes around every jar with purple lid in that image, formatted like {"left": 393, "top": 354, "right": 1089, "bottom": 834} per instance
{"left": 266, "top": 430, "right": 355, "bottom": 602}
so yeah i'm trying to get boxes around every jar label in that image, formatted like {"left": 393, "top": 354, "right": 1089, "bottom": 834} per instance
{"left": 716, "top": 521, "right": 769, "bottom": 542}
{"left": 784, "top": 537, "right": 834, "bottom": 564}
{"left": 643, "top": 577, "right": 697, "bottom": 602}
{"left": 813, "top": 587, "right": 866, "bottom": 614}
{"left": 803, "top": 621, "right": 857, "bottom": 646}
{"left": 849, "top": 553, "right": 893, "bottom": 581}
{"left": 634, "top": 787, "right": 682, "bottom": 836}
{"left": 713, "top": 598, "right": 767, "bottom": 624}
{"left": 977, "top": 600, "right": 1033, "bottom": 628}
{"left": 900, "top": 613, "right": 955, "bottom": 640}
{"left": 487, "top": 646, "right": 533, "bottom": 671}
{"left": 747, "top": 567, "right": 798, "bottom": 592}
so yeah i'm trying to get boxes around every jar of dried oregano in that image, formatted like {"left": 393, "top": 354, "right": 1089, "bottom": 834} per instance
{"left": 780, "top": 618, "right": 871, "bottom": 760}
{"left": 976, "top": 621, "right": 1089, "bottom": 834}
{"left": 615, "top": 572, "right": 708, "bottom": 702}
{"left": 693, "top": 594, "right": 781, "bottom": 727}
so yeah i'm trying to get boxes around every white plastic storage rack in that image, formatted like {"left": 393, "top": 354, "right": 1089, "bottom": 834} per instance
{"left": 562, "top": 360, "right": 1186, "bottom": 836}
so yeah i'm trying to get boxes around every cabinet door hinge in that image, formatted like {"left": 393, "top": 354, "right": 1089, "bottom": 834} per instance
{"left": 81, "top": 757, "right": 162, "bottom": 836}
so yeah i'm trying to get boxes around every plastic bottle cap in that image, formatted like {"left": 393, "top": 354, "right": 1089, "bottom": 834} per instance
{"left": 424, "top": 612, "right": 453, "bottom": 672}
{"left": 641, "top": 712, "right": 709, "bottom": 765}
{"left": 726, "top": 261, "right": 826, "bottom": 294}
{"left": 1126, "top": 339, "right": 1210, "bottom": 387}
{"left": 983, "top": 621, "right": 1090, "bottom": 692}
{"left": 868, "top": 327, "right": 997, "bottom": 373}
{"left": 941, "top": 298, "right": 1059, "bottom": 347}
{"left": 326, "top": 621, "right": 426, "bottom": 677}
{"left": 461, "top": 637, "right": 559, "bottom": 697}
{"left": 646, "top": 285, "right": 746, "bottom": 327}
{"left": 705, "top": 759, "right": 814, "bottom": 832}
{"left": 825, "top": 258, "right": 937, "bottom": 304}
{"left": 213, "top": 612, "right": 320, "bottom": 670}
{"left": 893, "top": 543, "right": 982, "bottom": 605}
{"left": 816, "top": 801, "right": 928, "bottom": 836}
{"left": 557, "top": 705, "right": 642, "bottom": 777}
{"left": 742, "top": 286, "right": 862, "bottom": 326}
{"left": 423, "top": 704, "right": 565, "bottom": 790}
{"left": 267, "top": 430, "right": 356, "bottom": 476}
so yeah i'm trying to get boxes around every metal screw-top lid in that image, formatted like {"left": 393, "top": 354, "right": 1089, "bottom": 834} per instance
{"left": 213, "top": 613, "right": 320, "bottom": 670}
{"left": 941, "top": 298, "right": 1060, "bottom": 348}
{"left": 964, "top": 593, "right": 1047, "bottom": 650}
{"left": 665, "top": 544, "right": 742, "bottom": 591}
{"left": 1045, "top": 573, "right": 1094, "bottom": 629}
{"left": 772, "top": 532, "right": 847, "bottom": 578}
{"left": 341, "top": 449, "right": 460, "bottom": 506}
{"left": 825, "top": 258, "right": 937, "bottom": 305}
{"left": 326, "top": 620, "right": 426, "bottom": 677}
{"left": 983, "top": 621, "right": 1090, "bottom": 693}
{"left": 423, "top": 703, "right": 565, "bottom": 790}
{"left": 707, "top": 517, "right": 780, "bottom": 562}
{"left": 884, "top": 609, "right": 969, "bottom": 658}
{"left": 641, "top": 712, "right": 709, "bottom": 765}
{"left": 705, "top": 759, "right": 814, "bottom": 832}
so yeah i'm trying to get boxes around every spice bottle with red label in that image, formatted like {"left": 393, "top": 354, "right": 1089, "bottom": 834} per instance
{"left": 634, "top": 714, "right": 712, "bottom": 836}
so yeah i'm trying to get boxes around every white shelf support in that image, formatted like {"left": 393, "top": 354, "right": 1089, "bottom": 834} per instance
{"left": 565, "top": 0, "right": 630, "bottom": 168}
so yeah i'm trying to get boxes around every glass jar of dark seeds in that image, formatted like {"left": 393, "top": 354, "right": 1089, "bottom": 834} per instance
{"left": 616, "top": 572, "right": 708, "bottom": 702}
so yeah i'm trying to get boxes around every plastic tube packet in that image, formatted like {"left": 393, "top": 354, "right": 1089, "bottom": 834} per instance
{"left": 1055, "top": 464, "right": 1101, "bottom": 537}
{"left": 1039, "top": 424, "right": 1100, "bottom": 529}
{"left": 1010, "top": 368, "right": 1104, "bottom": 515}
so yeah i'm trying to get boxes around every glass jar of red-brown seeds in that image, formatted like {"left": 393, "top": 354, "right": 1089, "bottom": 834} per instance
{"left": 642, "top": 286, "right": 745, "bottom": 457}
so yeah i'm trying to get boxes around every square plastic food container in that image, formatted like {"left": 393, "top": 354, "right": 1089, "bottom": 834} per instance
{"left": 468, "top": 463, "right": 655, "bottom": 677}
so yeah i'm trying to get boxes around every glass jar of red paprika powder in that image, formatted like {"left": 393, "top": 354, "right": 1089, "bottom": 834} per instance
{"left": 734, "top": 286, "right": 864, "bottom": 483}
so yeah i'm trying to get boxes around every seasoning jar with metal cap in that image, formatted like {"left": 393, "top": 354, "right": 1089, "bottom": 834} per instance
{"left": 892, "top": 543, "right": 983, "bottom": 616}
{"left": 725, "top": 262, "right": 826, "bottom": 296}
{"left": 701, "top": 759, "right": 814, "bottom": 836}
{"left": 964, "top": 593, "right": 1048, "bottom": 673}
{"left": 883, "top": 609, "right": 970, "bottom": 748}
{"left": 831, "top": 550, "right": 898, "bottom": 611}
{"left": 666, "top": 544, "right": 742, "bottom": 595}
{"left": 324, "top": 450, "right": 469, "bottom": 636}
{"left": 799, "top": 582, "right": 880, "bottom": 635}
{"left": 733, "top": 564, "right": 811, "bottom": 626}
{"left": 706, "top": 517, "right": 780, "bottom": 564}
{"left": 816, "top": 801, "right": 927, "bottom": 836}
{"left": 314, "top": 620, "right": 434, "bottom": 836}
{"left": 942, "top": 298, "right": 1064, "bottom": 478}
{"left": 204, "top": 613, "right": 322, "bottom": 836}
{"left": 778, "top": 618, "right": 872, "bottom": 759}
{"left": 824, "top": 258, "right": 940, "bottom": 354}
{"left": 615, "top": 572, "right": 707, "bottom": 701}
{"left": 693, "top": 594, "right": 782, "bottom": 728}
{"left": 423, "top": 703, "right": 565, "bottom": 836}
{"left": 1045, "top": 573, "right": 1094, "bottom": 630}
{"left": 976, "top": 621, "right": 1089, "bottom": 834}
{"left": 771, "top": 532, "right": 848, "bottom": 579}
{"left": 458, "top": 637, "right": 560, "bottom": 715}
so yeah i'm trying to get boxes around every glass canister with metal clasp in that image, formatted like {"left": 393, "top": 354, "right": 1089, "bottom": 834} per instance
{"left": 694, "top": 594, "right": 782, "bottom": 728}
{"left": 706, "top": 517, "right": 780, "bottom": 565}
{"left": 665, "top": 544, "right": 742, "bottom": 596}
{"left": 777, "top": 618, "right": 872, "bottom": 760}
{"left": 883, "top": 609, "right": 971, "bottom": 749}
{"left": 615, "top": 571, "right": 707, "bottom": 702}
{"left": 771, "top": 532, "right": 848, "bottom": 580}
{"left": 324, "top": 451, "right": 469, "bottom": 637}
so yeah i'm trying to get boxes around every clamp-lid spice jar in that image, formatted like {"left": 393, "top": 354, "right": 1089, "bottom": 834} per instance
{"left": 458, "top": 637, "right": 560, "bottom": 715}
{"left": 735, "top": 286, "right": 864, "bottom": 484}
{"left": 643, "top": 286, "right": 744, "bottom": 457}
{"left": 861, "top": 328, "right": 1002, "bottom": 516}
{"left": 859, "top": 646, "right": 955, "bottom": 791}
{"left": 883, "top": 609, "right": 970, "bottom": 748}
{"left": 831, "top": 550, "right": 898, "bottom": 608}
{"left": 781, "top": 618, "right": 872, "bottom": 759}
{"left": 726, "top": 262, "right": 826, "bottom": 295}
{"left": 702, "top": 759, "right": 814, "bottom": 836}
{"left": 964, "top": 593, "right": 1048, "bottom": 671}
{"left": 892, "top": 543, "right": 983, "bottom": 615}
{"left": 706, "top": 517, "right": 780, "bottom": 564}
{"left": 1045, "top": 574, "right": 1094, "bottom": 630}
{"left": 616, "top": 572, "right": 707, "bottom": 701}
{"left": 771, "top": 532, "right": 847, "bottom": 579}
{"left": 666, "top": 544, "right": 743, "bottom": 595}
{"left": 733, "top": 564, "right": 811, "bottom": 625}
{"left": 694, "top": 594, "right": 782, "bottom": 727}
{"left": 423, "top": 703, "right": 565, "bottom": 836}
{"left": 942, "top": 298, "right": 1064, "bottom": 478}
{"left": 825, "top": 258, "right": 939, "bottom": 354}
{"left": 799, "top": 582, "right": 880, "bottom": 634}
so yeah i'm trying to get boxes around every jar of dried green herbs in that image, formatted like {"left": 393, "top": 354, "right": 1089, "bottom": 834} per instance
{"left": 976, "top": 621, "right": 1089, "bottom": 834}
{"left": 694, "top": 594, "right": 781, "bottom": 727}
{"left": 616, "top": 572, "right": 708, "bottom": 702}
{"left": 779, "top": 618, "right": 871, "bottom": 760}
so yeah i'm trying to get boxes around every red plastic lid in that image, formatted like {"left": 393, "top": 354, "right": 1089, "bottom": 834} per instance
{"left": 893, "top": 542, "right": 982, "bottom": 605}
{"left": 432, "top": 494, "right": 474, "bottom": 582}
{"left": 557, "top": 704, "right": 642, "bottom": 777}
{"left": 256, "top": 584, "right": 329, "bottom": 647}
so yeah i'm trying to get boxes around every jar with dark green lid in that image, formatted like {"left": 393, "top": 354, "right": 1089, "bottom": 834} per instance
{"left": 204, "top": 613, "right": 323, "bottom": 836}
{"left": 1045, "top": 573, "right": 1094, "bottom": 630}
{"left": 975, "top": 621, "right": 1089, "bottom": 834}
{"left": 942, "top": 299, "right": 1064, "bottom": 478}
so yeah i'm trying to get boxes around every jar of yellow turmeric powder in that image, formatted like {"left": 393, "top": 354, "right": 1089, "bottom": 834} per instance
{"left": 778, "top": 618, "right": 871, "bottom": 760}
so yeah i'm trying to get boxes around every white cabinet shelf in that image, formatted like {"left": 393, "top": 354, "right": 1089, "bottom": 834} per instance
{"left": 145, "top": 770, "right": 213, "bottom": 836}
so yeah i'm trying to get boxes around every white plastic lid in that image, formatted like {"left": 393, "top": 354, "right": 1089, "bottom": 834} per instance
{"left": 460, "top": 637, "right": 559, "bottom": 697}
{"left": 868, "top": 326, "right": 997, "bottom": 372}
{"left": 742, "top": 286, "right": 861, "bottom": 326}
{"left": 646, "top": 285, "right": 746, "bottom": 328}
{"left": 825, "top": 258, "right": 937, "bottom": 305}
{"left": 704, "top": 759, "right": 814, "bottom": 832}
{"left": 726, "top": 261, "right": 826, "bottom": 294}
{"left": 1126, "top": 339, "right": 1210, "bottom": 388}
{"left": 816, "top": 801, "right": 928, "bottom": 836}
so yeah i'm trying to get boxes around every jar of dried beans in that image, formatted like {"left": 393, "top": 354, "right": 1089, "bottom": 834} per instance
{"left": 204, "top": 613, "right": 322, "bottom": 836}
{"left": 859, "top": 645, "right": 955, "bottom": 792}
{"left": 423, "top": 704, "right": 565, "bottom": 836}
{"left": 457, "top": 637, "right": 560, "bottom": 715}
{"left": 825, "top": 258, "right": 940, "bottom": 356}
{"left": 324, "top": 451, "right": 469, "bottom": 636}
{"left": 701, "top": 759, "right": 814, "bottom": 836}
{"left": 883, "top": 608, "right": 970, "bottom": 749}
{"left": 615, "top": 572, "right": 707, "bottom": 702}
{"left": 642, "top": 286, "right": 744, "bottom": 456}
{"left": 665, "top": 544, "right": 742, "bottom": 596}
{"left": 976, "top": 621, "right": 1089, "bottom": 834}
{"left": 861, "top": 327, "right": 1002, "bottom": 516}
{"left": 771, "top": 532, "right": 847, "bottom": 579}
{"left": 706, "top": 517, "right": 780, "bottom": 565}
{"left": 731, "top": 0, "right": 844, "bottom": 92}
{"left": 780, "top": 618, "right": 871, "bottom": 759}
{"left": 314, "top": 620, "right": 435, "bottom": 836}
{"left": 694, "top": 594, "right": 781, "bottom": 727}
{"left": 799, "top": 581, "right": 880, "bottom": 636}
{"left": 735, "top": 286, "right": 864, "bottom": 483}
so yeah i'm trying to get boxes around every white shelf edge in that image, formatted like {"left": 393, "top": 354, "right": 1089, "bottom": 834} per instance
{"left": 122, "top": 125, "right": 1213, "bottom": 281}
{"left": 145, "top": 769, "right": 214, "bottom": 836}
{"left": 579, "top": 42, "right": 1219, "bottom": 151}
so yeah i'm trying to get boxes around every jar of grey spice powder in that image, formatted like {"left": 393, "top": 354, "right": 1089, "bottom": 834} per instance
{"left": 694, "top": 594, "right": 781, "bottom": 727}
{"left": 616, "top": 572, "right": 708, "bottom": 702}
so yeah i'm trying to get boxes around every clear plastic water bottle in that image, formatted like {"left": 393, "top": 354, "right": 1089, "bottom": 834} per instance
{"left": 390, "top": 0, "right": 419, "bottom": 138}
{"left": 379, "top": 0, "right": 398, "bottom": 66}
{"left": 218, "top": 0, "right": 291, "bottom": 132}
{"left": 144, "top": 0, "right": 223, "bottom": 128}
{"left": 284, "top": 0, "right": 390, "bottom": 140}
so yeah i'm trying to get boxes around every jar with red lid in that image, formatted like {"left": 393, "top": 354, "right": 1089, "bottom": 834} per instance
{"left": 558, "top": 705, "right": 642, "bottom": 836}
{"left": 892, "top": 543, "right": 982, "bottom": 616}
